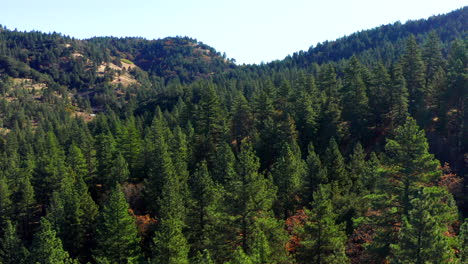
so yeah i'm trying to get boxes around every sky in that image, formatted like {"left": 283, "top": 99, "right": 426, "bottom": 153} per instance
{"left": 1, "top": 0, "right": 466, "bottom": 64}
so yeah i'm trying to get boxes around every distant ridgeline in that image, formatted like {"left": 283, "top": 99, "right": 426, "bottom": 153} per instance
{"left": 0, "top": 7, "right": 466, "bottom": 264}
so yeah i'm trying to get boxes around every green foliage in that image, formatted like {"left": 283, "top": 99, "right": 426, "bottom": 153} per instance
{"left": 401, "top": 35, "right": 426, "bottom": 119}
{"left": 229, "top": 142, "right": 276, "bottom": 249}
{"left": 303, "top": 143, "right": 328, "bottom": 203}
{"left": 188, "top": 160, "right": 222, "bottom": 254}
{"left": 323, "top": 138, "right": 349, "bottom": 192}
{"left": 0, "top": 220, "right": 29, "bottom": 264}
{"left": 385, "top": 117, "right": 441, "bottom": 213}
{"left": 460, "top": 219, "right": 468, "bottom": 263}
{"left": 0, "top": 9, "right": 465, "bottom": 264}
{"left": 152, "top": 217, "right": 190, "bottom": 264}
{"left": 297, "top": 184, "right": 349, "bottom": 264}
{"left": 30, "top": 218, "right": 77, "bottom": 264}
{"left": 0, "top": 176, "right": 12, "bottom": 229}
{"left": 390, "top": 187, "right": 458, "bottom": 263}
{"left": 271, "top": 143, "right": 306, "bottom": 217}
{"left": 94, "top": 185, "right": 141, "bottom": 264}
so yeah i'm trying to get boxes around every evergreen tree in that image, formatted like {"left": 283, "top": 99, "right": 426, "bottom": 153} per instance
{"left": 443, "top": 39, "right": 467, "bottom": 154}
{"left": 390, "top": 187, "right": 457, "bottom": 263}
{"left": 422, "top": 31, "right": 445, "bottom": 88}
{"left": 401, "top": 35, "right": 426, "bottom": 119}
{"left": 231, "top": 93, "right": 254, "bottom": 151}
{"left": 66, "top": 144, "right": 88, "bottom": 184}
{"left": 192, "top": 249, "right": 215, "bottom": 264}
{"left": 460, "top": 219, "right": 468, "bottom": 263}
{"left": 342, "top": 56, "right": 369, "bottom": 140}
{"left": 47, "top": 172, "right": 98, "bottom": 260}
{"left": 230, "top": 142, "right": 276, "bottom": 250}
{"left": 118, "top": 117, "right": 143, "bottom": 179}
{"left": 152, "top": 144, "right": 189, "bottom": 264}
{"left": 109, "top": 152, "right": 130, "bottom": 185}
{"left": 211, "top": 142, "right": 236, "bottom": 185}
{"left": 195, "top": 82, "right": 227, "bottom": 161}
{"left": 0, "top": 220, "right": 29, "bottom": 264}
{"left": 144, "top": 113, "right": 174, "bottom": 215}
{"left": 248, "top": 216, "right": 292, "bottom": 264}
{"left": 226, "top": 247, "right": 255, "bottom": 264}
{"left": 303, "top": 143, "right": 328, "bottom": 204}
{"left": 188, "top": 160, "right": 222, "bottom": 254}
{"left": 34, "top": 131, "right": 68, "bottom": 206}
{"left": 30, "top": 218, "right": 77, "bottom": 264}
{"left": 316, "top": 64, "right": 344, "bottom": 149}
{"left": 0, "top": 176, "right": 12, "bottom": 230}
{"left": 385, "top": 117, "right": 440, "bottom": 213}
{"left": 94, "top": 185, "right": 141, "bottom": 264}
{"left": 95, "top": 132, "right": 117, "bottom": 187}
{"left": 152, "top": 217, "right": 190, "bottom": 264}
{"left": 293, "top": 89, "right": 319, "bottom": 154}
{"left": 388, "top": 63, "right": 409, "bottom": 129}
{"left": 12, "top": 171, "right": 35, "bottom": 240}
{"left": 348, "top": 142, "right": 367, "bottom": 194}
{"left": 368, "top": 63, "right": 391, "bottom": 129}
{"left": 323, "top": 138, "right": 350, "bottom": 192}
{"left": 298, "top": 184, "right": 349, "bottom": 264}
{"left": 271, "top": 143, "right": 306, "bottom": 218}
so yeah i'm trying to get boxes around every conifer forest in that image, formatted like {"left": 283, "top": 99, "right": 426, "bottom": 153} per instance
{"left": 0, "top": 7, "right": 467, "bottom": 264}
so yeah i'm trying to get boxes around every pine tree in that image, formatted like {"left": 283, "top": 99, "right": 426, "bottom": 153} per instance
{"left": 170, "top": 126, "right": 190, "bottom": 207}
{"left": 303, "top": 143, "right": 328, "bottom": 204}
{"left": 317, "top": 63, "right": 344, "bottom": 149}
{"left": 195, "top": 82, "right": 227, "bottom": 161}
{"left": 118, "top": 117, "right": 143, "bottom": 179}
{"left": 152, "top": 217, "right": 190, "bottom": 264}
{"left": 293, "top": 89, "right": 319, "bottom": 154}
{"left": 298, "top": 184, "right": 349, "bottom": 264}
{"left": 271, "top": 143, "right": 306, "bottom": 218}
{"left": 0, "top": 220, "right": 29, "bottom": 264}
{"left": 188, "top": 160, "right": 222, "bottom": 254}
{"left": 323, "top": 138, "right": 349, "bottom": 192}
{"left": 231, "top": 93, "right": 254, "bottom": 151}
{"left": 348, "top": 142, "right": 367, "bottom": 194}
{"left": 460, "top": 219, "right": 468, "bottom": 263}
{"left": 30, "top": 218, "right": 77, "bottom": 264}
{"left": 95, "top": 132, "right": 117, "bottom": 187}
{"left": 152, "top": 146, "right": 189, "bottom": 264}
{"left": 443, "top": 39, "right": 467, "bottom": 154}
{"left": 34, "top": 131, "right": 68, "bottom": 206}
{"left": 0, "top": 176, "right": 12, "bottom": 230}
{"left": 211, "top": 142, "right": 236, "bottom": 185}
{"left": 47, "top": 172, "right": 97, "bottom": 260}
{"left": 390, "top": 187, "right": 457, "bottom": 263}
{"left": 401, "top": 35, "right": 426, "bottom": 119}
{"left": 109, "top": 152, "right": 130, "bottom": 185}
{"left": 368, "top": 63, "right": 391, "bottom": 129}
{"left": 94, "top": 185, "right": 141, "bottom": 264}
{"left": 388, "top": 63, "right": 409, "bottom": 129}
{"left": 248, "top": 216, "right": 292, "bottom": 264}
{"left": 192, "top": 249, "right": 215, "bottom": 264}
{"left": 66, "top": 144, "right": 88, "bottom": 184}
{"left": 225, "top": 246, "right": 256, "bottom": 264}
{"left": 230, "top": 142, "right": 276, "bottom": 250}
{"left": 385, "top": 117, "right": 440, "bottom": 214}
{"left": 12, "top": 171, "right": 35, "bottom": 240}
{"left": 144, "top": 113, "right": 174, "bottom": 215}
{"left": 422, "top": 31, "right": 445, "bottom": 88}
{"left": 342, "top": 56, "right": 369, "bottom": 140}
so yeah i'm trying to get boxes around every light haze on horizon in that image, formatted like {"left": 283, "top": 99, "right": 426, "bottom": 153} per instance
{"left": 1, "top": 0, "right": 466, "bottom": 64}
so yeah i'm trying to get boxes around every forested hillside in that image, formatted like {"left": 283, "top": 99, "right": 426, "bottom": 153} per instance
{"left": 0, "top": 7, "right": 466, "bottom": 264}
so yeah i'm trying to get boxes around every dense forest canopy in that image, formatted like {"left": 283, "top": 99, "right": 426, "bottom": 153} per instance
{"left": 0, "top": 6, "right": 466, "bottom": 264}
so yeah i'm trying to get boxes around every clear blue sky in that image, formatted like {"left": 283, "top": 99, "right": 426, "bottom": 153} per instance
{"left": 1, "top": 0, "right": 466, "bottom": 64}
